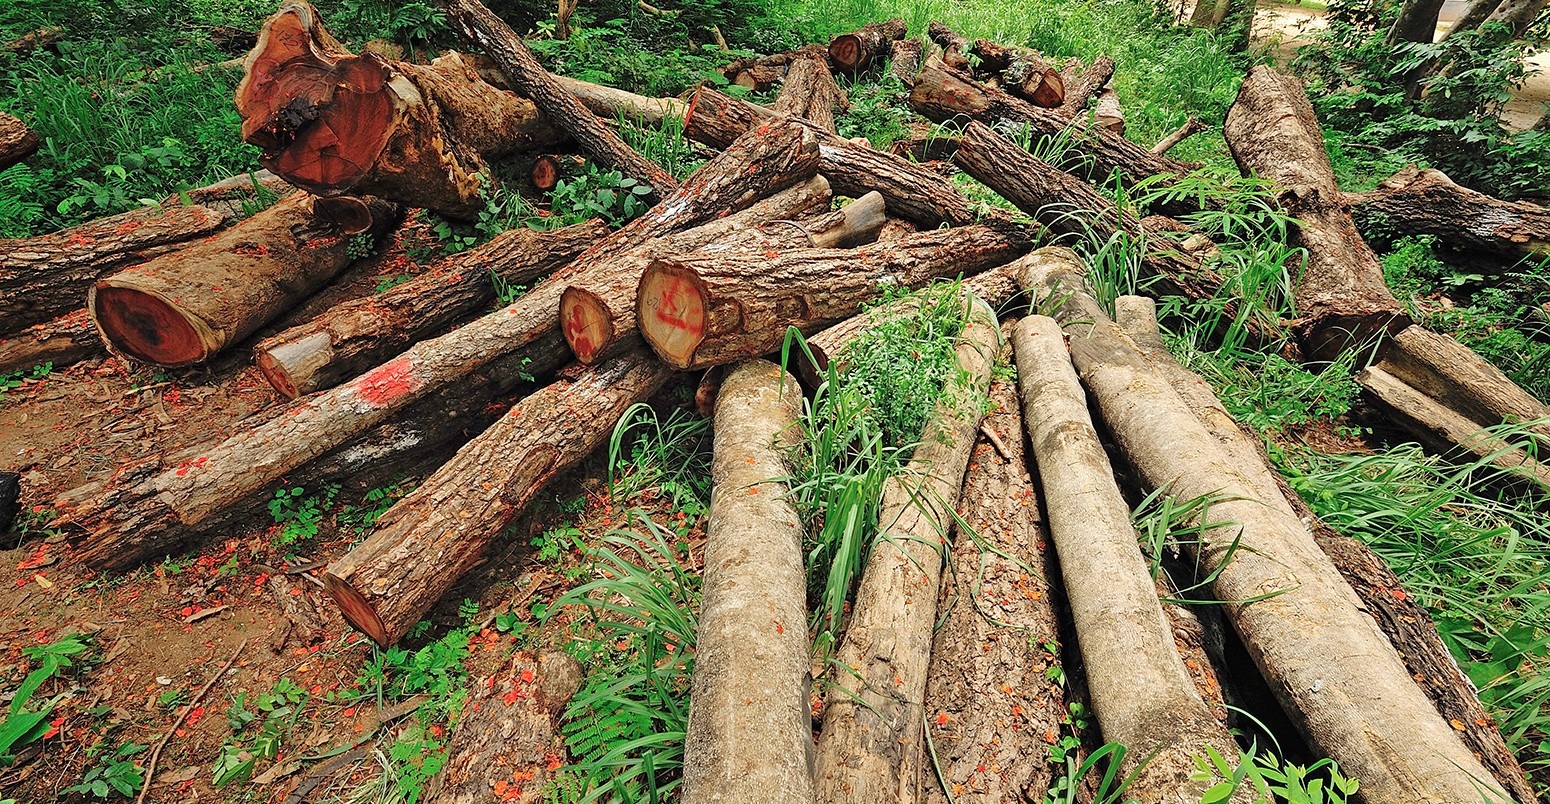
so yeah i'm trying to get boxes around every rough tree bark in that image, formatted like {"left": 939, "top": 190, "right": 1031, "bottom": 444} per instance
{"left": 323, "top": 349, "right": 670, "bottom": 646}
{"left": 1021, "top": 246, "right": 1512, "bottom": 804}
{"left": 1057, "top": 55, "right": 1116, "bottom": 116}
{"left": 1483, "top": 0, "right": 1549, "bottom": 39}
{"left": 1388, "top": 0, "right": 1448, "bottom": 44}
{"left": 237, "top": 1, "right": 565, "bottom": 218}
{"left": 720, "top": 44, "right": 830, "bottom": 90}
{"left": 552, "top": 75, "right": 688, "bottom": 124}
{"left": 1346, "top": 165, "right": 1550, "bottom": 263}
{"left": 54, "top": 123, "right": 815, "bottom": 571}
{"left": 682, "top": 360, "right": 814, "bottom": 804}
{"left": 889, "top": 38, "right": 925, "bottom": 86}
{"left": 423, "top": 652, "right": 585, "bottom": 804}
{"left": 1013, "top": 312, "right": 1244, "bottom": 804}
{"left": 1224, "top": 65, "right": 1411, "bottom": 358}
{"left": 0, "top": 310, "right": 100, "bottom": 376}
{"left": 89, "top": 193, "right": 400, "bottom": 367}
{"left": 1443, "top": 0, "right": 1505, "bottom": 38}
{"left": 446, "top": 0, "right": 676, "bottom": 200}
{"left": 1379, "top": 325, "right": 1550, "bottom": 433}
{"left": 970, "top": 40, "right": 1064, "bottom": 107}
{"left": 888, "top": 122, "right": 961, "bottom": 163}
{"left": 637, "top": 224, "right": 1030, "bottom": 370}
{"left": 812, "top": 297, "right": 1000, "bottom": 804}
{"left": 925, "top": 22, "right": 973, "bottom": 71}
{"left": 1093, "top": 87, "right": 1125, "bottom": 133}
{"left": 772, "top": 56, "right": 848, "bottom": 133}
{"left": 920, "top": 332, "right": 1067, "bottom": 804}
{"left": 254, "top": 220, "right": 605, "bottom": 398}
{"left": 0, "top": 112, "right": 38, "bottom": 171}
{"left": 562, "top": 188, "right": 884, "bottom": 365}
{"left": 829, "top": 18, "right": 907, "bottom": 72}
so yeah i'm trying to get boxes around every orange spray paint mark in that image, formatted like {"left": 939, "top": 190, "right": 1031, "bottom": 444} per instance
{"left": 653, "top": 276, "right": 703, "bottom": 336}
{"left": 354, "top": 356, "right": 422, "bottom": 408}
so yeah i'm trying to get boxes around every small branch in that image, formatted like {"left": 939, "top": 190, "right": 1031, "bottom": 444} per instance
{"left": 979, "top": 422, "right": 1011, "bottom": 462}
{"left": 137, "top": 639, "right": 247, "bottom": 804}
{"left": 637, "top": 0, "right": 679, "bottom": 15}
{"left": 1150, "top": 117, "right": 1206, "bottom": 155}
{"left": 710, "top": 24, "right": 729, "bottom": 53}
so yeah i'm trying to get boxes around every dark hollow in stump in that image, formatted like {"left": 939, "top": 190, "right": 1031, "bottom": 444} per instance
{"left": 1346, "top": 165, "right": 1550, "bottom": 264}
{"left": 254, "top": 219, "right": 605, "bottom": 398}
{"left": 682, "top": 360, "right": 814, "bottom": 804}
{"left": 89, "top": 193, "right": 400, "bottom": 367}
{"left": 828, "top": 18, "right": 907, "bottom": 72}
{"left": 771, "top": 56, "right": 848, "bottom": 134}
{"left": 423, "top": 651, "right": 585, "bottom": 804}
{"left": 636, "top": 223, "right": 1031, "bottom": 370}
{"left": 446, "top": 0, "right": 676, "bottom": 201}
{"left": 682, "top": 85, "right": 980, "bottom": 227}
{"left": 812, "top": 297, "right": 999, "bottom": 804}
{"left": 322, "top": 349, "right": 671, "bottom": 646}
{"left": 530, "top": 153, "right": 587, "bottom": 192}
{"left": 1223, "top": 65, "right": 1410, "bottom": 358}
{"left": 0, "top": 310, "right": 100, "bottom": 376}
{"left": 237, "top": 1, "right": 565, "bottom": 218}
{"left": 0, "top": 111, "right": 39, "bottom": 171}
{"left": 562, "top": 186, "right": 883, "bottom": 365}
{"left": 919, "top": 329, "right": 1066, "bottom": 804}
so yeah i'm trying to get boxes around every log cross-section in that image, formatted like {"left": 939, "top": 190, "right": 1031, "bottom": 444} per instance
{"left": 828, "top": 18, "right": 907, "bottom": 72}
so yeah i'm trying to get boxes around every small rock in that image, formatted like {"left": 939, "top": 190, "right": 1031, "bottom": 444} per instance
{"left": 156, "top": 676, "right": 173, "bottom": 686}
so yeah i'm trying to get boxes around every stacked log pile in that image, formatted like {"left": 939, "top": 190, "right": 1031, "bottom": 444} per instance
{"left": 4, "top": 3, "right": 1546, "bottom": 801}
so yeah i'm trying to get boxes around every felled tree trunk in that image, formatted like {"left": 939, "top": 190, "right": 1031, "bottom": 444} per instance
{"left": 1346, "top": 166, "right": 1550, "bottom": 263}
{"left": 562, "top": 188, "right": 884, "bottom": 365}
{"left": 1379, "top": 325, "right": 1550, "bottom": 434}
{"left": 771, "top": 56, "right": 847, "bottom": 133}
{"left": 1224, "top": 66, "right": 1410, "bottom": 358}
{"left": 920, "top": 339, "right": 1067, "bottom": 804}
{"left": 237, "top": 1, "right": 565, "bottom": 218}
{"left": 721, "top": 44, "right": 830, "bottom": 90}
{"left": 0, "top": 311, "right": 100, "bottom": 376}
{"left": 447, "top": 0, "right": 676, "bottom": 200}
{"left": 324, "top": 349, "right": 670, "bottom": 645}
{"left": 56, "top": 122, "right": 816, "bottom": 572}
{"left": 682, "top": 360, "right": 814, "bottom": 804}
{"left": 89, "top": 193, "right": 400, "bottom": 367}
{"left": 1013, "top": 312, "right": 1244, "bottom": 804}
{"left": 0, "top": 112, "right": 38, "bottom": 171}
{"left": 925, "top": 22, "right": 972, "bottom": 71}
{"left": 424, "top": 652, "right": 585, "bottom": 804}
{"left": 254, "top": 219, "right": 606, "bottom": 398}
{"left": 812, "top": 297, "right": 999, "bottom": 804}
{"left": 1021, "top": 246, "right": 1512, "bottom": 804}
{"left": 683, "top": 86, "right": 979, "bottom": 227}
{"left": 1151, "top": 117, "right": 1206, "bottom": 154}
{"left": 553, "top": 75, "right": 688, "bottom": 124}
{"left": 637, "top": 224, "right": 1030, "bottom": 370}
{"left": 1057, "top": 55, "right": 1115, "bottom": 115}
{"left": 828, "top": 18, "right": 907, "bottom": 72}
{"left": 970, "top": 40, "right": 1064, "bottom": 107}
{"left": 1115, "top": 294, "right": 1541, "bottom": 804}
{"left": 889, "top": 38, "right": 924, "bottom": 86}
{"left": 888, "top": 122, "right": 962, "bottom": 164}
{"left": 1093, "top": 88, "right": 1125, "bottom": 133}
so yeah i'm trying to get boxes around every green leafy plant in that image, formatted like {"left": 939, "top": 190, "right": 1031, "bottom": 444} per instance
{"left": 606, "top": 404, "right": 713, "bottom": 521}
{"left": 0, "top": 362, "right": 52, "bottom": 400}
{"left": 550, "top": 166, "right": 653, "bottom": 227}
{"left": 213, "top": 677, "right": 309, "bottom": 786}
{"left": 1, "top": 634, "right": 93, "bottom": 764}
{"left": 1192, "top": 745, "right": 1360, "bottom": 803}
{"left": 338, "top": 480, "right": 414, "bottom": 535}
{"left": 66, "top": 742, "right": 146, "bottom": 799}
{"left": 266, "top": 484, "right": 340, "bottom": 547}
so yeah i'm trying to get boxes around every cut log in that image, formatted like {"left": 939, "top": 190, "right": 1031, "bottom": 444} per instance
{"left": 1020, "top": 246, "right": 1512, "bottom": 804}
{"left": 0, "top": 310, "right": 100, "bottom": 376}
{"left": 530, "top": 153, "right": 586, "bottom": 192}
{"left": 910, "top": 61, "right": 1191, "bottom": 196}
{"left": 683, "top": 85, "right": 979, "bottom": 227}
{"left": 1378, "top": 325, "right": 1550, "bottom": 436}
{"left": 1224, "top": 66, "right": 1410, "bottom": 357}
{"left": 237, "top": 1, "right": 566, "bottom": 218}
{"left": 828, "top": 18, "right": 907, "bottom": 72}
{"left": 1093, "top": 87, "right": 1124, "bottom": 133}
{"left": 889, "top": 38, "right": 925, "bottom": 86}
{"left": 553, "top": 75, "right": 688, "bottom": 125}
{"left": 0, "top": 112, "right": 39, "bottom": 171}
{"left": 1115, "top": 293, "right": 1542, "bottom": 804}
{"left": 1012, "top": 313, "right": 1243, "bottom": 803}
{"left": 423, "top": 651, "right": 585, "bottom": 804}
{"left": 887, "top": 122, "right": 961, "bottom": 163}
{"left": 637, "top": 223, "right": 1030, "bottom": 370}
{"left": 89, "top": 193, "right": 401, "bottom": 367}
{"left": 254, "top": 219, "right": 605, "bottom": 398}
{"left": 0, "top": 175, "right": 290, "bottom": 337}
{"left": 447, "top": 0, "right": 676, "bottom": 200}
{"left": 950, "top": 120, "right": 1275, "bottom": 340}
{"left": 323, "top": 349, "right": 670, "bottom": 646}
{"left": 925, "top": 22, "right": 972, "bottom": 71}
{"left": 920, "top": 334, "right": 1067, "bottom": 804}
{"left": 1151, "top": 117, "right": 1206, "bottom": 155}
{"left": 1056, "top": 55, "right": 1115, "bottom": 115}
{"left": 720, "top": 44, "right": 829, "bottom": 91}
{"left": 1347, "top": 165, "right": 1550, "bottom": 263}
{"left": 563, "top": 187, "right": 884, "bottom": 365}
{"left": 970, "top": 40, "right": 1064, "bottom": 107}
{"left": 794, "top": 263, "right": 1021, "bottom": 387}
{"left": 682, "top": 360, "right": 813, "bottom": 804}
{"left": 55, "top": 121, "right": 816, "bottom": 572}
{"left": 772, "top": 56, "right": 847, "bottom": 134}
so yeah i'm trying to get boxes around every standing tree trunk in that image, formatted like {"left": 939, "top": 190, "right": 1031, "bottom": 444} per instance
{"left": 637, "top": 224, "right": 1030, "bottom": 370}
{"left": 323, "top": 350, "right": 671, "bottom": 646}
{"left": 1444, "top": 0, "right": 1506, "bottom": 37}
{"left": 446, "top": 0, "right": 677, "bottom": 200}
{"left": 1388, "top": 0, "right": 1448, "bottom": 43}
{"left": 1346, "top": 165, "right": 1550, "bottom": 263}
{"left": 424, "top": 652, "right": 585, "bottom": 804}
{"left": 1484, "top": 0, "right": 1549, "bottom": 38}
{"left": 812, "top": 297, "right": 1000, "bottom": 804}
{"left": 1188, "top": 0, "right": 1229, "bottom": 26}
{"left": 90, "top": 193, "right": 401, "bottom": 367}
{"left": 1012, "top": 313, "right": 1245, "bottom": 804}
{"left": 1021, "top": 246, "right": 1513, "bottom": 804}
{"left": 0, "top": 112, "right": 38, "bottom": 171}
{"left": 237, "top": 1, "right": 566, "bottom": 218}
{"left": 253, "top": 219, "right": 605, "bottom": 398}
{"left": 0, "top": 310, "right": 100, "bottom": 376}
{"left": 772, "top": 56, "right": 848, "bottom": 133}
{"left": 921, "top": 335, "right": 1068, "bottom": 804}
{"left": 682, "top": 360, "right": 814, "bottom": 804}
{"left": 829, "top": 18, "right": 908, "bottom": 72}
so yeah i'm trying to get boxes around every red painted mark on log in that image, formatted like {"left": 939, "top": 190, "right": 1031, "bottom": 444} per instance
{"left": 353, "top": 355, "right": 422, "bottom": 408}
{"left": 564, "top": 303, "right": 595, "bottom": 358}
{"left": 653, "top": 276, "right": 702, "bottom": 335}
